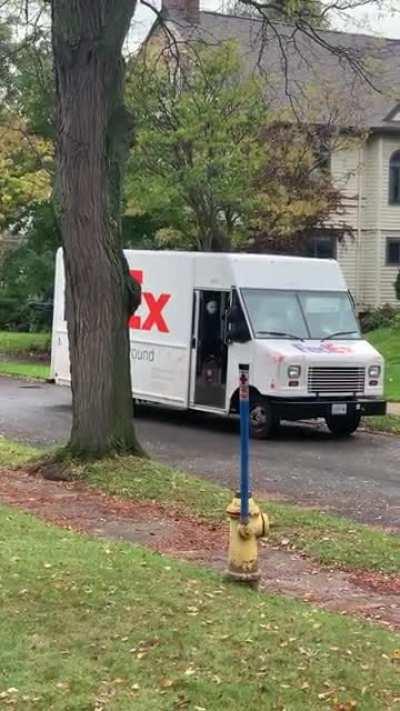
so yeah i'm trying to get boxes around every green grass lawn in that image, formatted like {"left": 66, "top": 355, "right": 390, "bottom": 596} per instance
{"left": 367, "top": 414, "right": 400, "bottom": 435}
{"left": 0, "top": 361, "right": 50, "bottom": 380}
{"left": 0, "top": 437, "right": 40, "bottom": 468}
{"left": 0, "top": 505, "right": 399, "bottom": 711}
{"left": 1, "top": 437, "right": 399, "bottom": 575}
{"left": 0, "top": 332, "right": 50, "bottom": 380}
{"left": 367, "top": 326, "right": 400, "bottom": 401}
{"left": 0, "top": 331, "right": 50, "bottom": 356}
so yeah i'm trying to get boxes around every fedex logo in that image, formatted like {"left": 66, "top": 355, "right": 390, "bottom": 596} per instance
{"left": 129, "top": 270, "right": 171, "bottom": 333}
{"left": 294, "top": 342, "right": 353, "bottom": 354}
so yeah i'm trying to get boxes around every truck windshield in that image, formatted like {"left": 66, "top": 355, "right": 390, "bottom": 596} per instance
{"left": 241, "top": 289, "right": 361, "bottom": 340}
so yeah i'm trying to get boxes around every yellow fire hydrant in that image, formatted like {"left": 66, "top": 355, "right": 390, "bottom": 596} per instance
{"left": 226, "top": 495, "right": 269, "bottom": 582}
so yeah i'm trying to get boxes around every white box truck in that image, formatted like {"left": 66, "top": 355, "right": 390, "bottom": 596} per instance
{"left": 51, "top": 249, "right": 386, "bottom": 438}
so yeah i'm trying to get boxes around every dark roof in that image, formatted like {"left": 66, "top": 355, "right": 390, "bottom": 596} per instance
{"left": 164, "top": 10, "right": 400, "bottom": 131}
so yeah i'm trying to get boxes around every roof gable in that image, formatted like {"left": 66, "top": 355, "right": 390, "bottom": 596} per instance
{"left": 155, "top": 11, "right": 400, "bottom": 131}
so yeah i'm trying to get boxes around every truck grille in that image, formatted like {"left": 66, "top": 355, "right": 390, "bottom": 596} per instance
{"left": 308, "top": 367, "right": 365, "bottom": 394}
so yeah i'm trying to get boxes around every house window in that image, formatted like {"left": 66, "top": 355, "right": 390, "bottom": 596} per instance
{"left": 389, "top": 150, "right": 400, "bottom": 205}
{"left": 305, "top": 234, "right": 336, "bottom": 259}
{"left": 386, "top": 238, "right": 400, "bottom": 265}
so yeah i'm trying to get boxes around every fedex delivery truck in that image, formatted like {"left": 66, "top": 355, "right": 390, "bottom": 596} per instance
{"left": 51, "top": 249, "right": 386, "bottom": 438}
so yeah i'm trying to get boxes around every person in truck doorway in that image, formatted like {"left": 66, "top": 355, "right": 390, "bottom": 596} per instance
{"left": 201, "top": 297, "right": 222, "bottom": 383}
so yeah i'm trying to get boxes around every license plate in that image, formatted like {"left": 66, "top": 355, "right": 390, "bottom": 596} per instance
{"left": 331, "top": 403, "right": 348, "bottom": 415}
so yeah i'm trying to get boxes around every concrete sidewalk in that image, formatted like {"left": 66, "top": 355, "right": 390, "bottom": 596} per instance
{"left": 388, "top": 402, "right": 400, "bottom": 416}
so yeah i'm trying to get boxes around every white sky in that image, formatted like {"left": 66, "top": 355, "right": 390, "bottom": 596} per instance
{"left": 5, "top": 0, "right": 400, "bottom": 50}
{"left": 129, "top": 0, "right": 400, "bottom": 47}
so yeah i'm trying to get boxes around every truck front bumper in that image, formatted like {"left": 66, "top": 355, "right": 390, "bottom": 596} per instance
{"left": 271, "top": 398, "right": 387, "bottom": 421}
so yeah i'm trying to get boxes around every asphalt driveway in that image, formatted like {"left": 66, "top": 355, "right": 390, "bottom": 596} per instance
{"left": 0, "top": 376, "right": 399, "bottom": 529}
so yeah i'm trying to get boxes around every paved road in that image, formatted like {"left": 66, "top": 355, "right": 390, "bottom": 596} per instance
{"left": 0, "top": 376, "right": 399, "bottom": 529}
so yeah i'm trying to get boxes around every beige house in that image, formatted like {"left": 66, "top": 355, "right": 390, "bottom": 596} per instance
{"left": 146, "top": 2, "right": 400, "bottom": 309}
{"left": 333, "top": 134, "right": 400, "bottom": 309}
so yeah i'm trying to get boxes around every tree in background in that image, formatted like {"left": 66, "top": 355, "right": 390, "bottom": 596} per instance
{"left": 223, "top": 0, "right": 329, "bottom": 27}
{"left": 126, "top": 42, "right": 266, "bottom": 251}
{"left": 126, "top": 42, "right": 348, "bottom": 253}
{"left": 0, "top": 19, "right": 12, "bottom": 107}
{"left": 0, "top": 11, "right": 56, "bottom": 331}
{"left": 7, "top": 33, "right": 55, "bottom": 142}
{"left": 248, "top": 124, "right": 351, "bottom": 253}
{"left": 0, "top": 202, "right": 60, "bottom": 331}
{"left": 0, "top": 120, "right": 52, "bottom": 226}
{"left": 0, "top": 4, "right": 53, "bottom": 222}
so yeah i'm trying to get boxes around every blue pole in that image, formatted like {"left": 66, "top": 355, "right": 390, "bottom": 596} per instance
{"left": 239, "top": 363, "right": 250, "bottom": 523}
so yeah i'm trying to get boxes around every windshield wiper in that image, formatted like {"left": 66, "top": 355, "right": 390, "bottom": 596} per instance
{"left": 322, "top": 330, "right": 358, "bottom": 341}
{"left": 257, "top": 331, "right": 304, "bottom": 341}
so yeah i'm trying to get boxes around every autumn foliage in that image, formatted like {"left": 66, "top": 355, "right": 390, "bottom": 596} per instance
{"left": 0, "top": 119, "right": 52, "bottom": 226}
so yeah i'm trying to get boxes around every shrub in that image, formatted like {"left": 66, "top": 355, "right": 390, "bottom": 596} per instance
{"left": 360, "top": 304, "right": 400, "bottom": 333}
{"left": 0, "top": 296, "right": 53, "bottom": 332}
{"left": 0, "top": 201, "right": 59, "bottom": 331}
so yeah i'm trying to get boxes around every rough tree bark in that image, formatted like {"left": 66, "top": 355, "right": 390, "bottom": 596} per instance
{"left": 51, "top": 0, "right": 142, "bottom": 457}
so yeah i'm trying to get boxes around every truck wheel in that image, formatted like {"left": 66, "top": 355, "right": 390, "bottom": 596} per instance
{"left": 249, "top": 400, "right": 279, "bottom": 439}
{"left": 325, "top": 412, "right": 361, "bottom": 437}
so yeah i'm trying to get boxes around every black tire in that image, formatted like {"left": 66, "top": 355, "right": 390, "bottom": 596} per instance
{"left": 325, "top": 412, "right": 361, "bottom": 437}
{"left": 249, "top": 399, "right": 279, "bottom": 439}
{"left": 132, "top": 398, "right": 145, "bottom": 416}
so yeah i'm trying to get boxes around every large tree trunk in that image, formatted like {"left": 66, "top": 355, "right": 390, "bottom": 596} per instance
{"left": 52, "top": 0, "right": 142, "bottom": 457}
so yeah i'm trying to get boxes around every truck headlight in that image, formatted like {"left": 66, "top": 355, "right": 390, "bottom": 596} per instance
{"left": 288, "top": 365, "right": 301, "bottom": 379}
{"left": 368, "top": 365, "right": 381, "bottom": 378}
